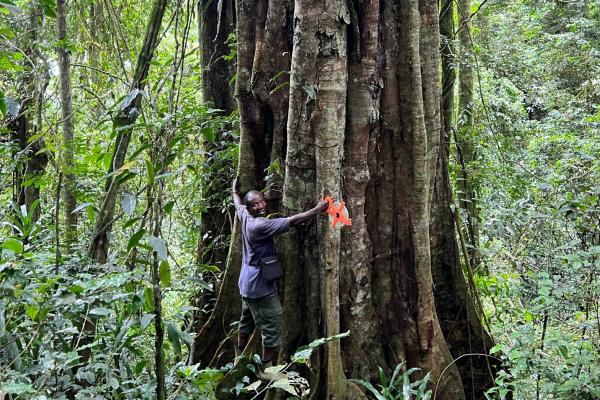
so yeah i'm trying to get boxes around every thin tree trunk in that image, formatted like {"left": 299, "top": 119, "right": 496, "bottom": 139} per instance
{"left": 440, "top": 0, "right": 455, "bottom": 142}
{"left": 11, "top": 4, "right": 48, "bottom": 224}
{"left": 457, "top": 0, "right": 480, "bottom": 269}
{"left": 152, "top": 177, "right": 166, "bottom": 400}
{"left": 57, "top": 0, "right": 77, "bottom": 253}
{"left": 88, "top": 0, "right": 169, "bottom": 264}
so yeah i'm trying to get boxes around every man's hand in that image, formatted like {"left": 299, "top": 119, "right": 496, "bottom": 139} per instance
{"left": 232, "top": 177, "right": 242, "bottom": 207}
{"left": 314, "top": 199, "right": 328, "bottom": 214}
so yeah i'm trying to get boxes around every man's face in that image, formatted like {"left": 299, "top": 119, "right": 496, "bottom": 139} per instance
{"left": 246, "top": 193, "right": 267, "bottom": 217}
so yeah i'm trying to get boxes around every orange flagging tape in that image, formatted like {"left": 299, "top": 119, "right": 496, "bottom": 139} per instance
{"left": 324, "top": 196, "right": 352, "bottom": 229}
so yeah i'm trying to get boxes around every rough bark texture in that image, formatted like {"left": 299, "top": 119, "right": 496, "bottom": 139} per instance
{"left": 88, "top": 0, "right": 169, "bottom": 264}
{"left": 341, "top": 0, "right": 385, "bottom": 380}
{"left": 191, "top": 0, "right": 237, "bottom": 339}
{"left": 203, "top": 1, "right": 497, "bottom": 399}
{"left": 57, "top": 0, "right": 77, "bottom": 253}
{"left": 195, "top": 0, "right": 235, "bottom": 269}
{"left": 190, "top": 0, "right": 295, "bottom": 367}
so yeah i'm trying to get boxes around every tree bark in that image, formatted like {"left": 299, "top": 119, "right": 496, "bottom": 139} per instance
{"left": 191, "top": 0, "right": 237, "bottom": 340}
{"left": 341, "top": 0, "right": 385, "bottom": 380}
{"left": 457, "top": 0, "right": 480, "bottom": 269}
{"left": 440, "top": 0, "right": 455, "bottom": 141}
{"left": 200, "top": 1, "right": 497, "bottom": 398}
{"left": 10, "top": 4, "right": 48, "bottom": 224}
{"left": 88, "top": 0, "right": 169, "bottom": 264}
{"left": 57, "top": 0, "right": 77, "bottom": 253}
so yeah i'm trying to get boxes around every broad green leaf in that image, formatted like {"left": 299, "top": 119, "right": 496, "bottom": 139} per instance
{"left": 201, "top": 127, "right": 215, "bottom": 143}
{"left": 1, "top": 383, "right": 35, "bottom": 394}
{"left": 140, "top": 313, "right": 155, "bottom": 331}
{"left": 24, "top": 303, "right": 39, "bottom": 320}
{"left": 159, "top": 260, "right": 171, "bottom": 287}
{"left": 90, "top": 307, "right": 112, "bottom": 317}
{"left": 271, "top": 378, "right": 297, "bottom": 395}
{"left": 121, "top": 192, "right": 137, "bottom": 216}
{"left": 149, "top": 236, "right": 167, "bottom": 260}
{"left": 167, "top": 322, "right": 181, "bottom": 355}
{"left": 127, "top": 228, "right": 146, "bottom": 252}
{"left": 243, "top": 380, "right": 261, "bottom": 392}
{"left": 143, "top": 287, "right": 154, "bottom": 310}
{"left": 163, "top": 201, "right": 175, "bottom": 214}
{"left": 134, "top": 360, "right": 147, "bottom": 374}
{"left": 348, "top": 379, "right": 386, "bottom": 400}
{"left": 2, "top": 238, "right": 23, "bottom": 254}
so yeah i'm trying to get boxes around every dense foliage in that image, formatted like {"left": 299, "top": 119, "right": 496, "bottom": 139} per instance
{"left": 461, "top": 1, "right": 600, "bottom": 398}
{"left": 0, "top": 0, "right": 598, "bottom": 399}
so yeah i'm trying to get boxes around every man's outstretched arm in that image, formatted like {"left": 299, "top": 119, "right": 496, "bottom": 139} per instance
{"left": 288, "top": 200, "right": 328, "bottom": 226}
{"left": 232, "top": 178, "right": 243, "bottom": 208}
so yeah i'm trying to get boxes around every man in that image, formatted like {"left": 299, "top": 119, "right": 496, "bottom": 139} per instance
{"left": 232, "top": 178, "right": 327, "bottom": 373}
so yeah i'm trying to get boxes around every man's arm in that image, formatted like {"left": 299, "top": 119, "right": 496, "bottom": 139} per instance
{"left": 232, "top": 178, "right": 243, "bottom": 208}
{"left": 288, "top": 200, "right": 328, "bottom": 226}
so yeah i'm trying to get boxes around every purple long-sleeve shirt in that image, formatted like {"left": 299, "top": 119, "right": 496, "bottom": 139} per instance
{"left": 235, "top": 204, "right": 290, "bottom": 298}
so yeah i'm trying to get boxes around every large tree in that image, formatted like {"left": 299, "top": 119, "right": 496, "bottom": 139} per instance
{"left": 199, "top": 0, "right": 497, "bottom": 398}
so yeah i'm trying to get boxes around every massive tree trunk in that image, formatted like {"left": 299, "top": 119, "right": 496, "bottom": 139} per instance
{"left": 202, "top": 1, "right": 496, "bottom": 398}
{"left": 88, "top": 0, "right": 169, "bottom": 264}
{"left": 457, "top": 0, "right": 480, "bottom": 269}
{"left": 57, "top": 0, "right": 77, "bottom": 253}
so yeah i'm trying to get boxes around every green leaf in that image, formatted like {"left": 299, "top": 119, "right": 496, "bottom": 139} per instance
{"left": 24, "top": 303, "right": 39, "bottom": 320}
{"left": 90, "top": 307, "right": 112, "bottom": 317}
{"left": 121, "top": 192, "right": 137, "bottom": 216}
{"left": 146, "top": 159, "right": 155, "bottom": 186}
{"left": 167, "top": 322, "right": 182, "bottom": 355}
{"left": 149, "top": 236, "right": 167, "bottom": 260}
{"left": 2, "top": 238, "right": 23, "bottom": 254}
{"left": 140, "top": 313, "right": 155, "bottom": 331}
{"left": 0, "top": 300, "right": 5, "bottom": 338}
{"left": 348, "top": 379, "right": 386, "bottom": 400}
{"left": 163, "top": 201, "right": 175, "bottom": 214}
{"left": 1, "top": 383, "right": 35, "bottom": 395}
{"left": 134, "top": 360, "right": 147, "bottom": 374}
{"left": 143, "top": 287, "right": 154, "bottom": 310}
{"left": 127, "top": 228, "right": 146, "bottom": 252}
{"left": 159, "top": 260, "right": 171, "bottom": 287}
{"left": 201, "top": 127, "right": 215, "bottom": 143}
{"left": 123, "top": 217, "right": 141, "bottom": 229}
{"left": 0, "top": 90, "right": 6, "bottom": 115}
{"left": 42, "top": 2, "right": 56, "bottom": 18}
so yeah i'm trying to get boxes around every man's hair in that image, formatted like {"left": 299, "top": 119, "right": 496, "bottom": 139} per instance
{"left": 244, "top": 190, "right": 263, "bottom": 205}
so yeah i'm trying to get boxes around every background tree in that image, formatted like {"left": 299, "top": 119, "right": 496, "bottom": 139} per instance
{"left": 56, "top": 0, "right": 77, "bottom": 253}
{"left": 88, "top": 0, "right": 169, "bottom": 264}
